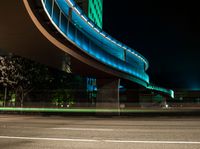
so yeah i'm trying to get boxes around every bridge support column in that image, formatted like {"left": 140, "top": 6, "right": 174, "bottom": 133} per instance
{"left": 96, "top": 78, "right": 120, "bottom": 115}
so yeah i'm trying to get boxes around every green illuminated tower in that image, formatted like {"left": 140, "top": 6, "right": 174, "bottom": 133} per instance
{"left": 75, "top": 0, "right": 103, "bottom": 29}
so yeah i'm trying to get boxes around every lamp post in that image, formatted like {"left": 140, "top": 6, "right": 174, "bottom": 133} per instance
{"left": 3, "top": 84, "right": 7, "bottom": 107}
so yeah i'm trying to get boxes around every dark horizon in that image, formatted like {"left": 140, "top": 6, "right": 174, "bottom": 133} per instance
{"left": 103, "top": 0, "right": 200, "bottom": 90}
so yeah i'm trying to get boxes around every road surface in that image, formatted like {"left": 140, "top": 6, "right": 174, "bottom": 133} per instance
{"left": 0, "top": 114, "right": 200, "bottom": 149}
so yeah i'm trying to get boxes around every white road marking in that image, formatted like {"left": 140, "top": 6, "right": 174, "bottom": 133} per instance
{"left": 0, "top": 136, "right": 200, "bottom": 144}
{"left": 105, "top": 140, "right": 200, "bottom": 144}
{"left": 0, "top": 136, "right": 97, "bottom": 142}
{"left": 52, "top": 128, "right": 114, "bottom": 131}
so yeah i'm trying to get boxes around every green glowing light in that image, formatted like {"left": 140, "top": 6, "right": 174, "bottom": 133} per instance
{"left": 88, "top": 0, "right": 103, "bottom": 28}
{"left": 0, "top": 107, "right": 182, "bottom": 113}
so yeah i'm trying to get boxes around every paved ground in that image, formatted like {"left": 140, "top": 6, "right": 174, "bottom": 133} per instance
{"left": 0, "top": 114, "right": 200, "bottom": 149}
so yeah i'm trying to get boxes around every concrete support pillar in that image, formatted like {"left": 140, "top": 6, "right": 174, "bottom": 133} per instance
{"left": 96, "top": 78, "right": 120, "bottom": 111}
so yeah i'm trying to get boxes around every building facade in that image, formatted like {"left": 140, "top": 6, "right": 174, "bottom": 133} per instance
{"left": 75, "top": 0, "right": 103, "bottom": 28}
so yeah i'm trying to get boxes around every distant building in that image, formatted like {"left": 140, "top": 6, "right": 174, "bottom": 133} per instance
{"left": 74, "top": 0, "right": 103, "bottom": 28}
{"left": 74, "top": 0, "right": 103, "bottom": 103}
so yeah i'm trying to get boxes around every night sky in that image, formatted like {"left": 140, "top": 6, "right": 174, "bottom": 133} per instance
{"left": 103, "top": 0, "right": 200, "bottom": 90}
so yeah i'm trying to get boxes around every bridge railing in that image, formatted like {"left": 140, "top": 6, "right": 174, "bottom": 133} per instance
{"left": 41, "top": 0, "right": 149, "bottom": 85}
{"left": 147, "top": 84, "right": 174, "bottom": 98}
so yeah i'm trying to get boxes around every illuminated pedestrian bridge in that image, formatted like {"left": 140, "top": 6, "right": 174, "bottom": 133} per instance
{"left": 0, "top": 0, "right": 174, "bottom": 107}
{"left": 43, "top": 0, "right": 149, "bottom": 84}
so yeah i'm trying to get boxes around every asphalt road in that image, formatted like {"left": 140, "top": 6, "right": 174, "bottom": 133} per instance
{"left": 0, "top": 114, "right": 200, "bottom": 149}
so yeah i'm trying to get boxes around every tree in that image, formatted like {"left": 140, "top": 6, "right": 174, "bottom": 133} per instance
{"left": 51, "top": 89, "right": 75, "bottom": 107}
{"left": 0, "top": 54, "right": 87, "bottom": 108}
{"left": 13, "top": 56, "right": 52, "bottom": 107}
{"left": 0, "top": 55, "right": 52, "bottom": 107}
{"left": 0, "top": 55, "right": 23, "bottom": 106}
